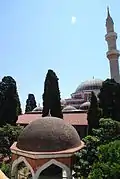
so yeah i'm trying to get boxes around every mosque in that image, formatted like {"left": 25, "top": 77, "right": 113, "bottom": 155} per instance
{"left": 2, "top": 8, "right": 119, "bottom": 179}
{"left": 61, "top": 7, "right": 120, "bottom": 112}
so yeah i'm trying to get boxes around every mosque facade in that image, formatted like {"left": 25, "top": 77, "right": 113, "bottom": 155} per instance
{"left": 61, "top": 79, "right": 103, "bottom": 111}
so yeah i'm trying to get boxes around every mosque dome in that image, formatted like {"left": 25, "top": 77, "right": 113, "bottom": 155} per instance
{"left": 16, "top": 116, "right": 81, "bottom": 152}
{"left": 80, "top": 101, "right": 90, "bottom": 110}
{"left": 62, "top": 105, "right": 77, "bottom": 112}
{"left": 61, "top": 99, "right": 66, "bottom": 105}
{"left": 75, "top": 79, "right": 103, "bottom": 93}
{"left": 32, "top": 106, "right": 43, "bottom": 112}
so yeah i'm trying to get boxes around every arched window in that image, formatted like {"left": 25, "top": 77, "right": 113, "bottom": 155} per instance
{"left": 40, "top": 164, "right": 62, "bottom": 178}
{"left": 11, "top": 156, "right": 34, "bottom": 179}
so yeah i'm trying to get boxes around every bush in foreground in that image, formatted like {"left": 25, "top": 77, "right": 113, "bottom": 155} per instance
{"left": 88, "top": 140, "right": 120, "bottom": 179}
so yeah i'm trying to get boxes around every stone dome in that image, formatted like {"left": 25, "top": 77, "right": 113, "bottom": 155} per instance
{"left": 62, "top": 105, "right": 77, "bottom": 112}
{"left": 75, "top": 79, "right": 103, "bottom": 93}
{"left": 32, "top": 106, "right": 43, "bottom": 112}
{"left": 17, "top": 117, "right": 81, "bottom": 152}
{"left": 80, "top": 101, "right": 90, "bottom": 110}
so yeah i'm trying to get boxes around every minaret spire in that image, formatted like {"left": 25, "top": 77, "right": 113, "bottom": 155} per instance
{"left": 105, "top": 7, "right": 120, "bottom": 83}
{"left": 106, "top": 6, "right": 114, "bottom": 33}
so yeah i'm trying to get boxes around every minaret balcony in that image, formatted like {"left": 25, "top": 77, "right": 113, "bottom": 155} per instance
{"left": 106, "top": 49, "right": 120, "bottom": 59}
{"left": 105, "top": 32, "right": 117, "bottom": 41}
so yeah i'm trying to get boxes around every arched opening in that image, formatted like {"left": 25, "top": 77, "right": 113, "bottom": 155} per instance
{"left": 17, "top": 162, "right": 32, "bottom": 179}
{"left": 39, "top": 164, "right": 62, "bottom": 179}
{"left": 11, "top": 157, "right": 34, "bottom": 179}
{"left": 35, "top": 159, "right": 71, "bottom": 179}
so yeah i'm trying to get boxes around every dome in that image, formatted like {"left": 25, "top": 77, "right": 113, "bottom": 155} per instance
{"left": 80, "top": 101, "right": 90, "bottom": 110}
{"left": 17, "top": 117, "right": 81, "bottom": 152}
{"left": 62, "top": 105, "right": 77, "bottom": 112}
{"left": 75, "top": 79, "right": 103, "bottom": 93}
{"left": 61, "top": 99, "right": 66, "bottom": 105}
{"left": 32, "top": 106, "right": 43, "bottom": 112}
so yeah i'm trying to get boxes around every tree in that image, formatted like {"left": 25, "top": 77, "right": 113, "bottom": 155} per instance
{"left": 93, "top": 118, "right": 120, "bottom": 144}
{"left": 0, "top": 124, "right": 23, "bottom": 158}
{"left": 98, "top": 78, "right": 120, "bottom": 122}
{"left": 87, "top": 92, "right": 102, "bottom": 135}
{"left": 73, "top": 118, "right": 120, "bottom": 178}
{"left": 25, "top": 94, "right": 37, "bottom": 113}
{"left": 73, "top": 136, "right": 100, "bottom": 179}
{"left": 0, "top": 76, "right": 22, "bottom": 126}
{"left": 42, "top": 69, "right": 63, "bottom": 119}
{"left": 16, "top": 91, "right": 22, "bottom": 116}
{"left": 88, "top": 140, "right": 120, "bottom": 179}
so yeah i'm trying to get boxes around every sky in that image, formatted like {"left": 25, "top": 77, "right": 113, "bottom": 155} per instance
{"left": 0, "top": 0, "right": 120, "bottom": 112}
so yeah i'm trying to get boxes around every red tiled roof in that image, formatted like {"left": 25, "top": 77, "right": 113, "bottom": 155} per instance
{"left": 63, "top": 113, "right": 87, "bottom": 125}
{"left": 16, "top": 113, "right": 88, "bottom": 126}
{"left": 17, "top": 113, "right": 42, "bottom": 124}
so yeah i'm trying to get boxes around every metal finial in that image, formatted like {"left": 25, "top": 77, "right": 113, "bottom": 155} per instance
{"left": 107, "top": 6, "right": 110, "bottom": 17}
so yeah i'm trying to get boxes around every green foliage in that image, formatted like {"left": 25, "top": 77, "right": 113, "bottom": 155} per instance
{"left": 93, "top": 118, "right": 120, "bottom": 144}
{"left": 73, "top": 136, "right": 100, "bottom": 178}
{"left": 88, "top": 140, "right": 120, "bottom": 179}
{"left": 25, "top": 93, "right": 37, "bottom": 113}
{"left": 87, "top": 92, "right": 102, "bottom": 135}
{"left": 0, "top": 162, "right": 11, "bottom": 177}
{"left": 74, "top": 78, "right": 120, "bottom": 178}
{"left": 42, "top": 69, "right": 63, "bottom": 119}
{"left": 99, "top": 78, "right": 120, "bottom": 122}
{"left": 73, "top": 118, "right": 120, "bottom": 178}
{"left": 16, "top": 91, "right": 22, "bottom": 116}
{"left": 0, "top": 124, "right": 23, "bottom": 158}
{"left": 0, "top": 76, "right": 22, "bottom": 126}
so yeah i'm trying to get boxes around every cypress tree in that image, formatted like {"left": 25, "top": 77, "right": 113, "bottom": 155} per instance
{"left": 0, "top": 76, "right": 22, "bottom": 126}
{"left": 87, "top": 91, "right": 101, "bottom": 135}
{"left": 0, "top": 82, "right": 6, "bottom": 126}
{"left": 16, "top": 91, "right": 22, "bottom": 116}
{"left": 25, "top": 94, "right": 37, "bottom": 113}
{"left": 42, "top": 69, "right": 63, "bottom": 119}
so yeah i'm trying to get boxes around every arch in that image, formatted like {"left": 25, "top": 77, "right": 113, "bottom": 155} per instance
{"left": 35, "top": 159, "right": 71, "bottom": 179}
{"left": 11, "top": 156, "right": 35, "bottom": 179}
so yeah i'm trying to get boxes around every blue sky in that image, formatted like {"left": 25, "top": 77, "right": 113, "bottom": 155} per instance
{"left": 0, "top": 0, "right": 120, "bottom": 111}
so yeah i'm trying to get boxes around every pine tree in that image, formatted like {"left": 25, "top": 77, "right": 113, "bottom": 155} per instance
{"left": 25, "top": 94, "right": 37, "bottom": 113}
{"left": 87, "top": 92, "right": 101, "bottom": 135}
{"left": 42, "top": 69, "right": 63, "bottom": 119}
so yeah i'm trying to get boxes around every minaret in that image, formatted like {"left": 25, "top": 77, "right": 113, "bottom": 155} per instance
{"left": 105, "top": 7, "right": 120, "bottom": 83}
